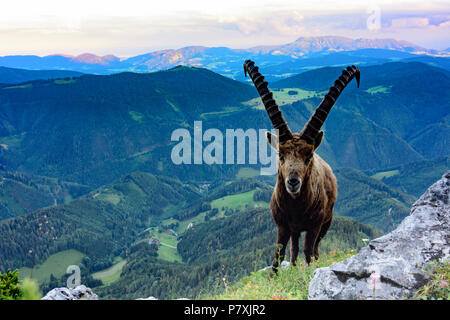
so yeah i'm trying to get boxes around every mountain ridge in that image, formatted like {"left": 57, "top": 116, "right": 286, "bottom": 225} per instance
{"left": 0, "top": 66, "right": 83, "bottom": 84}
{"left": 1, "top": 36, "right": 448, "bottom": 79}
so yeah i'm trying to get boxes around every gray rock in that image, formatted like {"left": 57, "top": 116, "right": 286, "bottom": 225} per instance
{"left": 308, "top": 171, "right": 450, "bottom": 300}
{"left": 258, "top": 260, "right": 291, "bottom": 272}
{"left": 137, "top": 296, "right": 159, "bottom": 300}
{"left": 41, "top": 285, "right": 98, "bottom": 300}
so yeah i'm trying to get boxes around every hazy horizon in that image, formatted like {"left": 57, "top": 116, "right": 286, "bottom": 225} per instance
{"left": 0, "top": 0, "right": 449, "bottom": 57}
{"left": 0, "top": 34, "right": 446, "bottom": 59}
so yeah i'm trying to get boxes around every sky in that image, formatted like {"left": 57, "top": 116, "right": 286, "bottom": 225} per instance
{"left": 0, "top": 0, "right": 449, "bottom": 57}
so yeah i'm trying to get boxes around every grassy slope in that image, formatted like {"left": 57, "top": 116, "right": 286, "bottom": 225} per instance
{"left": 206, "top": 249, "right": 356, "bottom": 300}
{"left": 92, "top": 258, "right": 126, "bottom": 285}
{"left": 19, "top": 249, "right": 85, "bottom": 284}
{"left": 210, "top": 189, "right": 269, "bottom": 214}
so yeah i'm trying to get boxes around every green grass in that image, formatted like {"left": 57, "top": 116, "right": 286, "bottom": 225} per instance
{"left": 205, "top": 249, "right": 356, "bottom": 300}
{"left": 210, "top": 189, "right": 269, "bottom": 214}
{"left": 92, "top": 258, "right": 126, "bottom": 286}
{"left": 3, "top": 83, "right": 33, "bottom": 90}
{"left": 162, "top": 202, "right": 186, "bottom": 221}
{"left": 161, "top": 218, "right": 178, "bottom": 227}
{"left": 19, "top": 249, "right": 85, "bottom": 284}
{"left": 135, "top": 228, "right": 183, "bottom": 263}
{"left": 211, "top": 190, "right": 256, "bottom": 210}
{"left": 63, "top": 195, "right": 73, "bottom": 204}
{"left": 236, "top": 167, "right": 260, "bottom": 179}
{"left": 199, "top": 107, "right": 242, "bottom": 120}
{"left": 371, "top": 170, "right": 400, "bottom": 180}
{"left": 129, "top": 110, "right": 144, "bottom": 122}
{"left": 54, "top": 79, "right": 76, "bottom": 85}
{"left": 366, "top": 85, "right": 391, "bottom": 94}
{"left": 166, "top": 99, "right": 182, "bottom": 114}
{"left": 243, "top": 88, "right": 316, "bottom": 109}
{"left": 176, "top": 210, "right": 209, "bottom": 233}
{"left": 94, "top": 189, "right": 122, "bottom": 205}
{"left": 0, "top": 133, "right": 26, "bottom": 149}
{"left": 157, "top": 245, "right": 183, "bottom": 263}
{"left": 155, "top": 231, "right": 178, "bottom": 247}
{"left": 273, "top": 88, "right": 317, "bottom": 105}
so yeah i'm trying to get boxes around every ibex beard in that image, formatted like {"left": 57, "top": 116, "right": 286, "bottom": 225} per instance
{"left": 243, "top": 59, "right": 360, "bottom": 274}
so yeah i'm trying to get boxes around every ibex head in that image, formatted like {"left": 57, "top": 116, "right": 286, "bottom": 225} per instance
{"left": 244, "top": 60, "right": 360, "bottom": 197}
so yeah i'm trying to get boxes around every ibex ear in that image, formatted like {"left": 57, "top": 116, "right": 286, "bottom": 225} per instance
{"left": 313, "top": 131, "right": 324, "bottom": 150}
{"left": 266, "top": 131, "right": 279, "bottom": 150}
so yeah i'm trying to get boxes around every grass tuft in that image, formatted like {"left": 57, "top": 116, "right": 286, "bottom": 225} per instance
{"left": 413, "top": 260, "right": 450, "bottom": 300}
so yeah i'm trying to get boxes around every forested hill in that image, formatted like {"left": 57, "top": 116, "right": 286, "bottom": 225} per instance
{"left": 97, "top": 207, "right": 383, "bottom": 300}
{"left": 0, "top": 62, "right": 448, "bottom": 188}
{"left": 0, "top": 66, "right": 258, "bottom": 186}
{"left": 0, "top": 172, "right": 200, "bottom": 272}
{"left": 0, "top": 66, "right": 83, "bottom": 85}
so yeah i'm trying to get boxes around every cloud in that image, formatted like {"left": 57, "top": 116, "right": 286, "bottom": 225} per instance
{"left": 438, "top": 20, "right": 450, "bottom": 27}
{"left": 391, "top": 17, "right": 429, "bottom": 28}
{"left": 1, "top": 1, "right": 449, "bottom": 55}
{"left": 217, "top": 10, "right": 305, "bottom": 36}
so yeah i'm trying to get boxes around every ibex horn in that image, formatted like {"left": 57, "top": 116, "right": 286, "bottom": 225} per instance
{"left": 299, "top": 65, "right": 360, "bottom": 145}
{"left": 243, "top": 60, "right": 293, "bottom": 144}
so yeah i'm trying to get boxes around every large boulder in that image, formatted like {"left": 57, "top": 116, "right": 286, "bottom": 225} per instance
{"left": 308, "top": 171, "right": 450, "bottom": 300}
{"left": 41, "top": 285, "right": 98, "bottom": 300}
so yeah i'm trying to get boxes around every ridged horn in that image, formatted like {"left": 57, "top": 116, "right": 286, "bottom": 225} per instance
{"left": 244, "top": 59, "right": 293, "bottom": 144}
{"left": 299, "top": 65, "right": 360, "bottom": 145}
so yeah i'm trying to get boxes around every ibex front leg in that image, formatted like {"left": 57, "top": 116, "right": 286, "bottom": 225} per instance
{"left": 303, "top": 227, "right": 321, "bottom": 265}
{"left": 290, "top": 231, "right": 301, "bottom": 266}
{"left": 271, "top": 226, "right": 290, "bottom": 276}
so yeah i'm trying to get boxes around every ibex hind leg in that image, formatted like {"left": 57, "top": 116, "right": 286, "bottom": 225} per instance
{"left": 270, "top": 226, "right": 290, "bottom": 276}
{"left": 314, "top": 219, "right": 332, "bottom": 260}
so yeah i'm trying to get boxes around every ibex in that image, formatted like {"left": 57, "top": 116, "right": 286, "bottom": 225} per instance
{"left": 244, "top": 60, "right": 360, "bottom": 273}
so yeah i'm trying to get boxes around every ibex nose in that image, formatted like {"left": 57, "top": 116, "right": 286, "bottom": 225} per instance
{"left": 287, "top": 178, "right": 300, "bottom": 187}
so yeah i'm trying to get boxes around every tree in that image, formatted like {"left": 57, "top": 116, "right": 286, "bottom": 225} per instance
{"left": 0, "top": 269, "right": 22, "bottom": 300}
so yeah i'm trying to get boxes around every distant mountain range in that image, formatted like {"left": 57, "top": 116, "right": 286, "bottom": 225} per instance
{"left": 1, "top": 36, "right": 449, "bottom": 82}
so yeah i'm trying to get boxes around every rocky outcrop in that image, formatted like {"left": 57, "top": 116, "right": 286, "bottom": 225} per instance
{"left": 41, "top": 285, "right": 98, "bottom": 300}
{"left": 309, "top": 171, "right": 450, "bottom": 300}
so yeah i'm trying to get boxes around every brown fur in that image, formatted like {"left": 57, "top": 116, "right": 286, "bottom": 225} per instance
{"left": 268, "top": 133, "right": 337, "bottom": 273}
